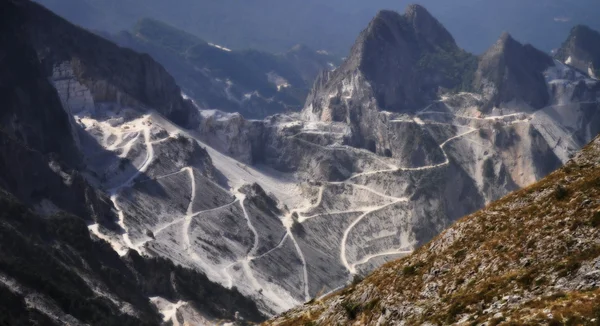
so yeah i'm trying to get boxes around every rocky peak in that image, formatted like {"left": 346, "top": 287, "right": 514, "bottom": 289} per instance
{"left": 404, "top": 4, "right": 456, "bottom": 50}
{"left": 474, "top": 32, "right": 554, "bottom": 111}
{"left": 306, "top": 3, "right": 475, "bottom": 120}
{"left": 303, "top": 4, "right": 477, "bottom": 154}
{"left": 555, "top": 25, "right": 600, "bottom": 78}
{"left": 355, "top": 5, "right": 457, "bottom": 65}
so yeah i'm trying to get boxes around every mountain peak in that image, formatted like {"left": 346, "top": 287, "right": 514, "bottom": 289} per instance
{"left": 304, "top": 4, "right": 475, "bottom": 122}
{"left": 404, "top": 3, "right": 434, "bottom": 22}
{"left": 570, "top": 24, "right": 599, "bottom": 37}
{"left": 405, "top": 3, "right": 456, "bottom": 48}
{"left": 498, "top": 31, "right": 514, "bottom": 43}
{"left": 555, "top": 25, "right": 600, "bottom": 78}
{"left": 475, "top": 32, "right": 554, "bottom": 111}
{"left": 364, "top": 5, "right": 454, "bottom": 50}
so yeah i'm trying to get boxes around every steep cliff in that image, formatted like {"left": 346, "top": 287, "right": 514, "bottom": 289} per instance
{"left": 474, "top": 33, "right": 555, "bottom": 112}
{"left": 24, "top": 1, "right": 199, "bottom": 127}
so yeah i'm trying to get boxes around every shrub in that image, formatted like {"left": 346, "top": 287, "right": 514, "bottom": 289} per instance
{"left": 590, "top": 211, "right": 600, "bottom": 227}
{"left": 445, "top": 302, "right": 465, "bottom": 323}
{"left": 554, "top": 185, "right": 569, "bottom": 200}
{"left": 403, "top": 265, "right": 417, "bottom": 276}
{"left": 342, "top": 301, "right": 361, "bottom": 320}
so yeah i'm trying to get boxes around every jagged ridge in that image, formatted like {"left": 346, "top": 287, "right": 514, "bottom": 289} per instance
{"left": 307, "top": 4, "right": 477, "bottom": 119}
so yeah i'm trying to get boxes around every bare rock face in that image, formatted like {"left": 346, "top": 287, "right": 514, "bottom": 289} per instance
{"left": 22, "top": 1, "right": 199, "bottom": 128}
{"left": 303, "top": 5, "right": 479, "bottom": 156}
{"left": 178, "top": 6, "right": 600, "bottom": 313}
{"left": 474, "top": 33, "right": 555, "bottom": 112}
{"left": 305, "top": 5, "right": 476, "bottom": 119}
{"left": 555, "top": 25, "right": 600, "bottom": 79}
{"left": 0, "top": 1, "right": 114, "bottom": 224}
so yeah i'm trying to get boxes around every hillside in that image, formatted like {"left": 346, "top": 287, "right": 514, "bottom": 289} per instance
{"left": 267, "top": 135, "right": 600, "bottom": 325}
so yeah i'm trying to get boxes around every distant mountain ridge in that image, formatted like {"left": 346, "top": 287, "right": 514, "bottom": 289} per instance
{"left": 109, "top": 18, "right": 339, "bottom": 119}
{"left": 34, "top": 0, "right": 600, "bottom": 56}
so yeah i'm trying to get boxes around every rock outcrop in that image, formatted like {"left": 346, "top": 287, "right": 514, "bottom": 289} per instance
{"left": 0, "top": 0, "right": 114, "bottom": 224}
{"left": 304, "top": 4, "right": 477, "bottom": 122}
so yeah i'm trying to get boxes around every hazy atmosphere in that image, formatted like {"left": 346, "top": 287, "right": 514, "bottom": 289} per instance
{"left": 2, "top": 0, "right": 600, "bottom": 325}
{"left": 36, "top": 0, "right": 600, "bottom": 55}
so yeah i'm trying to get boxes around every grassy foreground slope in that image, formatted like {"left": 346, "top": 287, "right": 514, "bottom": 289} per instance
{"left": 267, "top": 135, "right": 600, "bottom": 325}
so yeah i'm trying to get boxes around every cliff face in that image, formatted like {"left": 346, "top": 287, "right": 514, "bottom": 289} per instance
{"left": 0, "top": 2, "right": 266, "bottom": 325}
{"left": 555, "top": 25, "right": 600, "bottom": 79}
{"left": 0, "top": 2, "right": 80, "bottom": 165}
{"left": 23, "top": 2, "right": 199, "bottom": 127}
{"left": 474, "top": 33, "right": 555, "bottom": 112}
{"left": 0, "top": 0, "right": 114, "bottom": 223}
{"left": 305, "top": 5, "right": 477, "bottom": 124}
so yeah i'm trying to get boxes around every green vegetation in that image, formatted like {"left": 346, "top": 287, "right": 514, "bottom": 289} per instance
{"left": 402, "top": 265, "right": 417, "bottom": 276}
{"left": 351, "top": 274, "right": 364, "bottom": 285}
{"left": 554, "top": 184, "right": 569, "bottom": 200}
{"left": 591, "top": 211, "right": 600, "bottom": 227}
{"left": 341, "top": 300, "right": 361, "bottom": 320}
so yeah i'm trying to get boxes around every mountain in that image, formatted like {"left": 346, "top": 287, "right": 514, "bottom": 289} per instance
{"left": 33, "top": 0, "right": 600, "bottom": 56}
{"left": 555, "top": 25, "right": 600, "bottom": 79}
{"left": 305, "top": 5, "right": 477, "bottom": 121}
{"left": 3, "top": 0, "right": 600, "bottom": 323}
{"left": 182, "top": 4, "right": 599, "bottom": 314}
{"left": 32, "top": 0, "right": 372, "bottom": 56}
{"left": 265, "top": 134, "right": 600, "bottom": 325}
{"left": 108, "top": 18, "right": 338, "bottom": 119}
{"left": 0, "top": 1, "right": 263, "bottom": 324}
{"left": 474, "top": 33, "right": 555, "bottom": 112}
